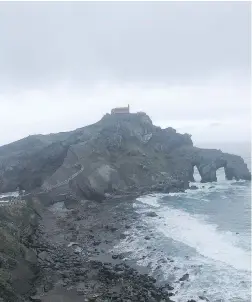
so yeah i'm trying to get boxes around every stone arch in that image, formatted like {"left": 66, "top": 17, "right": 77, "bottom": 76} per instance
{"left": 192, "top": 159, "right": 229, "bottom": 183}
{"left": 186, "top": 148, "right": 251, "bottom": 183}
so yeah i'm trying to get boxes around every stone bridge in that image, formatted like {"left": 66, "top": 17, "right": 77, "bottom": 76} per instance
{"left": 182, "top": 147, "right": 251, "bottom": 183}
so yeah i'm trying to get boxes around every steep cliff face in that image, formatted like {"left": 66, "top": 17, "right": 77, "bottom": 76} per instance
{"left": 0, "top": 112, "right": 250, "bottom": 200}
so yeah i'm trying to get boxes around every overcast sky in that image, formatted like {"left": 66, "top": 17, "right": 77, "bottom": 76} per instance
{"left": 0, "top": 1, "right": 251, "bottom": 148}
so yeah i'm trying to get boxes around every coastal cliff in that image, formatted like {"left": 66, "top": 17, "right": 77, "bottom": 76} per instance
{"left": 0, "top": 112, "right": 250, "bottom": 200}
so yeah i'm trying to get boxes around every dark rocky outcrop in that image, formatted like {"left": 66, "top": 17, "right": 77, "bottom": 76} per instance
{"left": 189, "top": 185, "right": 198, "bottom": 190}
{"left": 0, "top": 197, "right": 42, "bottom": 301}
{"left": 179, "top": 273, "right": 190, "bottom": 282}
{"left": 146, "top": 212, "right": 158, "bottom": 217}
{"left": 0, "top": 112, "right": 250, "bottom": 200}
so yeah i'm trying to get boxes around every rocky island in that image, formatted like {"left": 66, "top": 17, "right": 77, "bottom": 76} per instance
{"left": 0, "top": 112, "right": 250, "bottom": 199}
{"left": 0, "top": 112, "right": 250, "bottom": 302}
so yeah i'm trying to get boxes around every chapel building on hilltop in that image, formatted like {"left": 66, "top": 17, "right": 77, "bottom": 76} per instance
{"left": 111, "top": 104, "right": 130, "bottom": 114}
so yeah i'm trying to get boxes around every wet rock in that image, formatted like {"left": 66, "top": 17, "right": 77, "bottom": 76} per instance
{"left": 190, "top": 185, "right": 198, "bottom": 190}
{"left": 43, "top": 281, "right": 53, "bottom": 293}
{"left": 118, "top": 253, "right": 127, "bottom": 260}
{"left": 119, "top": 233, "right": 127, "bottom": 239}
{"left": 160, "top": 259, "right": 168, "bottom": 264}
{"left": 165, "top": 284, "right": 174, "bottom": 291}
{"left": 29, "top": 295, "right": 42, "bottom": 302}
{"left": 105, "top": 225, "right": 118, "bottom": 233}
{"left": 199, "top": 296, "right": 210, "bottom": 301}
{"left": 146, "top": 212, "right": 158, "bottom": 217}
{"left": 179, "top": 273, "right": 189, "bottom": 281}
{"left": 136, "top": 225, "right": 144, "bottom": 229}
{"left": 38, "top": 251, "right": 51, "bottom": 262}
{"left": 108, "top": 226, "right": 118, "bottom": 232}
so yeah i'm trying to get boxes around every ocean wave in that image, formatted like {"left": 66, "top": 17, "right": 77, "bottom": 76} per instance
{"left": 113, "top": 191, "right": 251, "bottom": 302}
{"left": 141, "top": 202, "right": 250, "bottom": 271}
{"left": 112, "top": 215, "right": 251, "bottom": 302}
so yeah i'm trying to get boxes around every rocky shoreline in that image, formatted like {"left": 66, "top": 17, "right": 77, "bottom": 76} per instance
{"left": 35, "top": 194, "right": 183, "bottom": 302}
{"left": 1, "top": 182, "right": 249, "bottom": 302}
{"left": 1, "top": 194, "right": 181, "bottom": 302}
{"left": 0, "top": 112, "right": 250, "bottom": 302}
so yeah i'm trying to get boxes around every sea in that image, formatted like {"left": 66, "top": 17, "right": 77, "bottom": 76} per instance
{"left": 113, "top": 142, "right": 251, "bottom": 302}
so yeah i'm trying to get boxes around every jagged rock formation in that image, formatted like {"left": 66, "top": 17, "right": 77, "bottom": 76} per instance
{"left": 0, "top": 112, "right": 250, "bottom": 200}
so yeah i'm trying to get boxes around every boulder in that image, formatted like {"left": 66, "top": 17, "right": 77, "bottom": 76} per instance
{"left": 179, "top": 273, "right": 189, "bottom": 282}
{"left": 199, "top": 296, "right": 210, "bottom": 301}
{"left": 146, "top": 212, "right": 158, "bottom": 217}
{"left": 190, "top": 185, "right": 198, "bottom": 190}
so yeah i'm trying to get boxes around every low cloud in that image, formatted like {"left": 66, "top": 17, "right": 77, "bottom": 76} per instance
{"left": 0, "top": 2, "right": 250, "bottom": 146}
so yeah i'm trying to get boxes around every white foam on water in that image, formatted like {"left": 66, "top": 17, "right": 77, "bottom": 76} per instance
{"left": 113, "top": 191, "right": 251, "bottom": 302}
{"left": 139, "top": 196, "right": 250, "bottom": 272}
{"left": 0, "top": 191, "right": 20, "bottom": 203}
{"left": 0, "top": 199, "right": 10, "bottom": 203}
{"left": 136, "top": 194, "right": 162, "bottom": 208}
{"left": 0, "top": 191, "right": 19, "bottom": 199}
{"left": 166, "top": 256, "right": 251, "bottom": 302}
{"left": 112, "top": 220, "right": 251, "bottom": 302}
{"left": 67, "top": 242, "right": 79, "bottom": 247}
